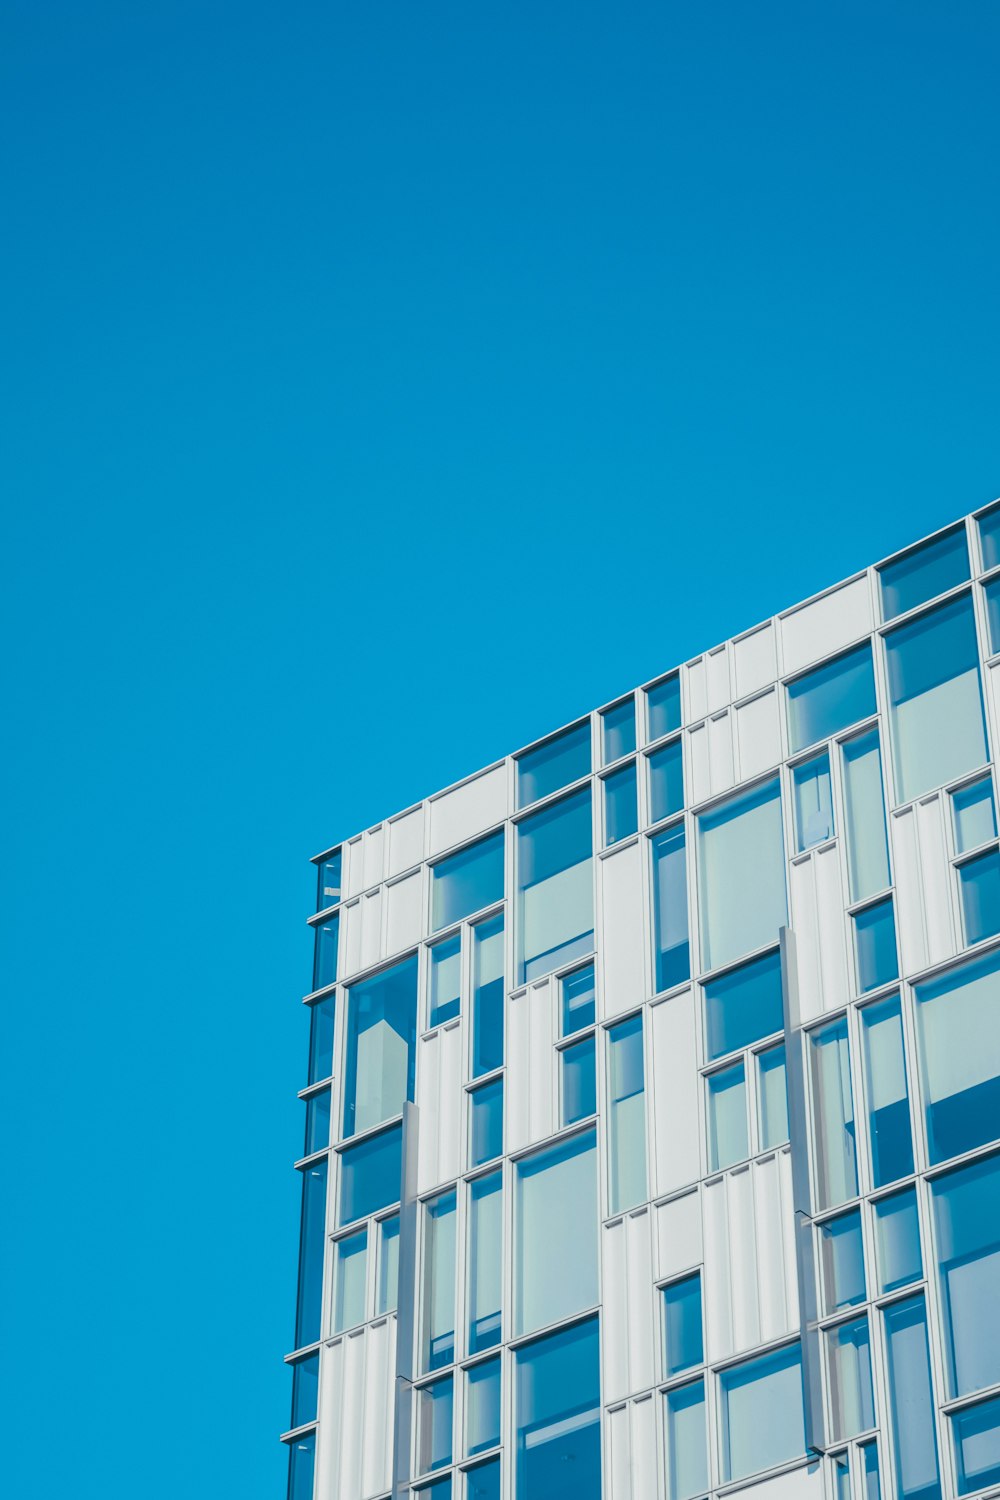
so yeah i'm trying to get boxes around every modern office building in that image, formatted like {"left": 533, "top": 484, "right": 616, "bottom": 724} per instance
{"left": 283, "top": 505, "right": 1000, "bottom": 1500}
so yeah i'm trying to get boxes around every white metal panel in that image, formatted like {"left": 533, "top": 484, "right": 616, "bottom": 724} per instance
{"left": 891, "top": 804, "right": 926, "bottom": 975}
{"left": 345, "top": 835, "right": 364, "bottom": 899}
{"left": 734, "top": 622, "right": 777, "bottom": 699}
{"left": 360, "top": 1318, "right": 395, "bottom": 1498}
{"left": 654, "top": 1187, "right": 702, "bottom": 1281}
{"left": 599, "top": 839, "right": 645, "bottom": 1019}
{"left": 385, "top": 871, "right": 421, "bottom": 956}
{"left": 703, "top": 1174, "right": 733, "bottom": 1359}
{"left": 362, "top": 827, "right": 385, "bottom": 890}
{"left": 778, "top": 1148, "right": 799, "bottom": 1329}
{"left": 387, "top": 806, "right": 424, "bottom": 877}
{"left": 603, "top": 1209, "right": 655, "bottom": 1402}
{"left": 607, "top": 1403, "right": 632, "bottom": 1500}
{"left": 780, "top": 574, "right": 872, "bottom": 675}
{"left": 708, "top": 711, "right": 735, "bottom": 795}
{"left": 649, "top": 989, "right": 700, "bottom": 1195}
{"left": 428, "top": 764, "right": 507, "bottom": 857}
{"left": 687, "top": 722, "right": 711, "bottom": 805}
{"left": 915, "top": 793, "right": 956, "bottom": 967}
{"left": 628, "top": 1392, "right": 658, "bottom": 1500}
{"left": 506, "top": 980, "right": 556, "bottom": 1152}
{"left": 754, "top": 1153, "right": 791, "bottom": 1343}
{"left": 727, "top": 1165, "right": 761, "bottom": 1352}
{"left": 789, "top": 846, "right": 849, "bottom": 1024}
{"left": 706, "top": 643, "right": 731, "bottom": 713}
{"left": 685, "top": 657, "right": 708, "bottom": 725}
{"left": 602, "top": 1218, "right": 629, "bottom": 1403}
{"left": 415, "top": 1021, "right": 463, "bottom": 1194}
{"left": 725, "top": 1461, "right": 824, "bottom": 1499}
{"left": 343, "top": 899, "right": 362, "bottom": 981}
{"left": 361, "top": 889, "right": 381, "bottom": 969}
{"left": 735, "top": 688, "right": 781, "bottom": 781}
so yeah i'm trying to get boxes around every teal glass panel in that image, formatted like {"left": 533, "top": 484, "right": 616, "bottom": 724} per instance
{"left": 286, "top": 1431, "right": 315, "bottom": 1500}
{"left": 827, "top": 1315, "right": 875, "bottom": 1440}
{"left": 978, "top": 504, "right": 1000, "bottom": 571}
{"left": 562, "top": 1034, "right": 596, "bottom": 1125}
{"left": 466, "top": 1457, "right": 500, "bottom": 1500}
{"left": 719, "top": 1343, "right": 805, "bottom": 1481}
{"left": 608, "top": 1013, "right": 646, "bottom": 1212}
{"left": 651, "top": 825, "right": 689, "bottom": 990}
{"left": 469, "top": 1077, "right": 503, "bottom": 1167}
{"left": 697, "top": 778, "right": 786, "bottom": 971}
{"left": 316, "top": 849, "right": 342, "bottom": 910}
{"left": 874, "top": 1187, "right": 922, "bottom": 1294}
{"left": 432, "top": 830, "right": 505, "bottom": 931}
{"left": 376, "top": 1214, "right": 400, "bottom": 1315}
{"left": 647, "top": 674, "right": 681, "bottom": 740}
{"left": 466, "top": 1355, "right": 501, "bottom": 1456}
{"left": 842, "top": 728, "right": 891, "bottom": 901}
{"left": 469, "top": 1169, "right": 502, "bottom": 1354}
{"left": 429, "top": 933, "right": 461, "bottom": 1027}
{"left": 931, "top": 1152, "right": 1000, "bottom": 1399}
{"left": 665, "top": 1379, "right": 708, "bottom": 1500}
{"left": 959, "top": 848, "right": 1000, "bottom": 944}
{"left": 516, "top": 720, "right": 591, "bottom": 807}
{"left": 333, "top": 1227, "right": 367, "bottom": 1332}
{"left": 953, "top": 1395, "right": 1000, "bottom": 1494}
{"left": 854, "top": 899, "right": 899, "bottom": 993}
{"left": 290, "top": 1351, "right": 319, "bottom": 1430}
{"left": 809, "top": 1017, "right": 858, "bottom": 1208}
{"left": 786, "top": 644, "right": 876, "bottom": 754}
{"left": 705, "top": 948, "right": 783, "bottom": 1060}
{"left": 517, "top": 787, "right": 593, "bottom": 983}
{"left": 294, "top": 1159, "right": 327, "bottom": 1348}
{"left": 602, "top": 697, "right": 636, "bottom": 763}
{"left": 515, "top": 1130, "right": 598, "bottom": 1336}
{"left": 793, "top": 751, "right": 834, "bottom": 851}
{"left": 819, "top": 1209, "right": 866, "bottom": 1314}
{"left": 604, "top": 760, "right": 638, "bottom": 845}
{"left": 663, "top": 1272, "right": 703, "bottom": 1375}
{"left": 915, "top": 948, "right": 1000, "bottom": 1164}
{"left": 707, "top": 1062, "right": 747, "bottom": 1171}
{"left": 883, "top": 1295, "right": 941, "bottom": 1500}
{"left": 307, "top": 993, "right": 335, "bottom": 1085}
{"left": 416, "top": 1375, "right": 453, "bottom": 1473}
{"left": 984, "top": 576, "right": 1000, "bottom": 654}
{"left": 952, "top": 776, "right": 997, "bottom": 853}
{"left": 303, "top": 1086, "right": 331, "bottom": 1156}
{"left": 338, "top": 1122, "right": 402, "bottom": 1225}
{"left": 758, "top": 1043, "right": 789, "bottom": 1148}
{"left": 861, "top": 1441, "right": 882, "bottom": 1500}
{"left": 861, "top": 996, "right": 914, "bottom": 1186}
{"left": 472, "top": 913, "right": 504, "bottom": 1077}
{"left": 421, "top": 1189, "right": 457, "bottom": 1371}
{"left": 561, "top": 961, "right": 596, "bottom": 1034}
{"left": 343, "top": 953, "right": 417, "bottom": 1137}
{"left": 515, "top": 1316, "right": 600, "bottom": 1500}
{"left": 312, "top": 913, "right": 339, "bottom": 990}
{"left": 879, "top": 524, "right": 968, "bottom": 622}
{"left": 649, "top": 738, "right": 684, "bottom": 823}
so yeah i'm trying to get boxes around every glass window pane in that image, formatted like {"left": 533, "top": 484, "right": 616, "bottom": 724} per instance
{"left": 472, "top": 914, "right": 504, "bottom": 1078}
{"left": 953, "top": 1394, "right": 1000, "bottom": 1495}
{"left": 469, "top": 1170, "right": 502, "bottom": 1355}
{"left": 959, "top": 848, "right": 1000, "bottom": 945}
{"left": 819, "top": 1210, "right": 866, "bottom": 1314}
{"left": 608, "top": 1014, "right": 646, "bottom": 1213}
{"left": 665, "top": 1379, "right": 708, "bottom": 1500}
{"left": 333, "top": 1228, "right": 367, "bottom": 1333}
{"left": 317, "top": 849, "right": 342, "bottom": 911}
{"left": 516, "top": 721, "right": 591, "bottom": 808}
{"left": 874, "top": 1187, "right": 922, "bottom": 1294}
{"left": 602, "top": 698, "right": 636, "bottom": 763}
{"left": 651, "top": 826, "right": 690, "bottom": 991}
{"left": 515, "top": 1129, "right": 598, "bottom": 1336}
{"left": 376, "top": 1214, "right": 400, "bottom": 1315}
{"left": 414, "top": 1478, "right": 451, "bottom": 1499}
{"left": 663, "top": 1272, "right": 703, "bottom": 1376}
{"left": 979, "top": 504, "right": 1000, "bottom": 572}
{"left": 432, "top": 831, "right": 505, "bottom": 932}
{"left": 286, "top": 1431, "right": 315, "bottom": 1500}
{"left": 786, "top": 644, "right": 877, "bottom": 754}
{"left": 861, "top": 996, "right": 914, "bottom": 1187}
{"left": 294, "top": 1159, "right": 328, "bottom": 1348}
{"left": 879, "top": 524, "right": 969, "bottom": 622}
{"left": 827, "top": 1315, "right": 875, "bottom": 1441}
{"left": 303, "top": 1087, "right": 331, "bottom": 1157}
{"left": 952, "top": 777, "right": 997, "bottom": 853}
{"left": 793, "top": 752, "right": 834, "bottom": 851}
{"left": 469, "top": 1079, "right": 503, "bottom": 1168}
{"left": 465, "top": 1457, "right": 500, "bottom": 1500}
{"left": 697, "top": 778, "right": 786, "bottom": 971}
{"left": 647, "top": 674, "right": 682, "bottom": 741}
{"left": 704, "top": 948, "right": 783, "bottom": 1061}
{"left": 604, "top": 761, "right": 638, "bottom": 846}
{"left": 416, "top": 1376, "right": 454, "bottom": 1474}
{"left": 719, "top": 1343, "right": 805, "bottom": 1482}
{"left": 343, "top": 954, "right": 418, "bottom": 1137}
{"left": 809, "top": 1018, "right": 859, "bottom": 1209}
{"left": 931, "top": 1152, "right": 1000, "bottom": 1399}
{"left": 707, "top": 1062, "right": 748, "bottom": 1172}
{"left": 515, "top": 1316, "right": 601, "bottom": 1500}
{"left": 854, "top": 899, "right": 899, "bottom": 993}
{"left": 339, "top": 1123, "right": 402, "bottom": 1225}
{"left": 833, "top": 1453, "right": 851, "bottom": 1500}
{"left": 984, "top": 576, "right": 1000, "bottom": 654}
{"left": 883, "top": 1295, "right": 942, "bottom": 1500}
{"left": 429, "top": 935, "right": 461, "bottom": 1028}
{"left": 758, "top": 1043, "right": 789, "bottom": 1149}
{"left": 313, "top": 913, "right": 339, "bottom": 991}
{"left": 290, "top": 1351, "right": 319, "bottom": 1430}
{"left": 421, "top": 1190, "right": 457, "bottom": 1372}
{"left": 516, "top": 787, "right": 594, "bottom": 984}
{"left": 466, "top": 1355, "right": 501, "bottom": 1456}
{"left": 307, "top": 994, "right": 335, "bottom": 1086}
{"left": 885, "top": 593, "right": 987, "bottom": 804}
{"left": 561, "top": 1035, "right": 597, "bottom": 1126}
{"left": 914, "top": 948, "right": 1000, "bottom": 1164}
{"left": 561, "top": 962, "right": 596, "bottom": 1034}
{"left": 861, "top": 1440, "right": 882, "bottom": 1500}
{"left": 649, "top": 739, "right": 684, "bottom": 824}
{"left": 842, "top": 729, "right": 891, "bottom": 902}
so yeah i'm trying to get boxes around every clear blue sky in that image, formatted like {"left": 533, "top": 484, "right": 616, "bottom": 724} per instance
{"left": 1, "top": 2, "right": 997, "bottom": 1495}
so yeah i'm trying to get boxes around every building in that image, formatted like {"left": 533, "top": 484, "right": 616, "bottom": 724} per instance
{"left": 283, "top": 505, "right": 1000, "bottom": 1500}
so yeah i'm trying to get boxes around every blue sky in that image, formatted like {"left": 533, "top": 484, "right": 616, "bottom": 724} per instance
{"left": 1, "top": 3, "right": 997, "bottom": 1495}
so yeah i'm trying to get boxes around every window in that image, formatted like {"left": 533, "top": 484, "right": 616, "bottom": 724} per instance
{"left": 312, "top": 913, "right": 339, "bottom": 991}
{"left": 879, "top": 524, "right": 969, "bottom": 622}
{"left": 343, "top": 954, "right": 418, "bottom": 1137}
{"left": 719, "top": 1343, "right": 805, "bottom": 1482}
{"left": 931, "top": 1152, "right": 1000, "bottom": 1399}
{"left": 469, "top": 1079, "right": 503, "bottom": 1168}
{"left": 429, "top": 935, "right": 461, "bottom": 1028}
{"left": 786, "top": 644, "right": 877, "bottom": 755}
{"left": 793, "top": 751, "right": 834, "bottom": 851}
{"left": 827, "top": 1316, "right": 875, "bottom": 1441}
{"left": 861, "top": 1441, "right": 881, "bottom": 1500}
{"left": 860, "top": 996, "right": 914, "bottom": 1186}
{"left": 286, "top": 1431, "right": 315, "bottom": 1500}
{"left": 978, "top": 504, "right": 1000, "bottom": 572}
{"left": 466, "top": 1355, "right": 501, "bottom": 1456}
{"left": 333, "top": 1228, "right": 367, "bottom": 1332}
{"left": 432, "top": 831, "right": 505, "bottom": 932}
{"left": 953, "top": 1394, "right": 1000, "bottom": 1494}
{"left": 316, "top": 848, "right": 342, "bottom": 910}
{"left": 842, "top": 729, "right": 890, "bottom": 902}
{"left": 758, "top": 1043, "right": 789, "bottom": 1148}
{"left": 833, "top": 1453, "right": 851, "bottom": 1500}
{"left": 602, "top": 697, "right": 636, "bottom": 764}
{"left": 376, "top": 1214, "right": 400, "bottom": 1315}
{"left": 874, "top": 1187, "right": 922, "bottom": 1294}
{"left": 952, "top": 776, "right": 997, "bottom": 853}
{"left": 704, "top": 947, "right": 783, "bottom": 1060}
{"left": 465, "top": 1456, "right": 500, "bottom": 1500}
{"left": 561, "top": 963, "right": 596, "bottom": 1034}
{"left": 607, "top": 1014, "right": 646, "bottom": 1212}
{"left": 651, "top": 826, "right": 690, "bottom": 990}
{"left": 663, "top": 1272, "right": 703, "bottom": 1376}
{"left": 468, "top": 1170, "right": 502, "bottom": 1355}
{"left": 697, "top": 779, "right": 786, "bottom": 972}
{"left": 307, "top": 994, "right": 335, "bottom": 1085}
{"left": 515, "top": 1316, "right": 601, "bottom": 1500}
{"left": 515, "top": 1129, "right": 598, "bottom": 1336}
{"left": 516, "top": 788, "right": 593, "bottom": 984}
{"left": 914, "top": 948, "right": 1000, "bottom": 1164}
{"left": 854, "top": 899, "right": 898, "bottom": 993}
{"left": 561, "top": 1035, "right": 596, "bottom": 1126}
{"left": 707, "top": 1062, "right": 748, "bottom": 1171}
{"left": 416, "top": 1376, "right": 454, "bottom": 1474}
{"left": 290, "top": 1350, "right": 319, "bottom": 1430}
{"left": 883, "top": 1295, "right": 942, "bottom": 1500}
{"left": 984, "top": 576, "right": 1000, "bottom": 654}
{"left": 603, "top": 761, "right": 638, "bottom": 845}
{"left": 959, "top": 847, "right": 1000, "bottom": 945}
{"left": 809, "top": 1018, "right": 858, "bottom": 1209}
{"left": 516, "top": 721, "right": 590, "bottom": 808}
{"left": 303, "top": 1086, "right": 330, "bottom": 1157}
{"left": 421, "top": 1190, "right": 457, "bottom": 1371}
{"left": 819, "top": 1210, "right": 866, "bottom": 1314}
{"left": 647, "top": 674, "right": 681, "bottom": 741}
{"left": 294, "top": 1159, "right": 328, "bottom": 1348}
{"left": 472, "top": 914, "right": 504, "bottom": 1078}
{"left": 885, "top": 593, "right": 987, "bottom": 804}
{"left": 649, "top": 739, "right": 684, "bottom": 824}
{"left": 414, "top": 1478, "right": 451, "bottom": 1498}
{"left": 339, "top": 1122, "right": 402, "bottom": 1225}
{"left": 664, "top": 1380, "right": 708, "bottom": 1500}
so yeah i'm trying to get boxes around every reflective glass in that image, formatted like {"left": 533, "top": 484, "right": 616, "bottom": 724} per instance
{"left": 649, "top": 739, "right": 684, "bottom": 823}
{"left": 290, "top": 1351, "right": 319, "bottom": 1430}
{"left": 758, "top": 1043, "right": 789, "bottom": 1148}
{"left": 286, "top": 1431, "right": 315, "bottom": 1500}
{"left": 861, "top": 1441, "right": 882, "bottom": 1500}
{"left": 432, "top": 831, "right": 505, "bottom": 932}
{"left": 602, "top": 697, "right": 636, "bottom": 763}
{"left": 809, "top": 1017, "right": 858, "bottom": 1208}
{"left": 883, "top": 1295, "right": 941, "bottom": 1500}
{"left": 931, "top": 1152, "right": 1000, "bottom": 1398}
{"left": 421, "top": 1189, "right": 457, "bottom": 1371}
{"left": 608, "top": 1014, "right": 646, "bottom": 1213}
{"left": 861, "top": 996, "right": 914, "bottom": 1186}
{"left": 316, "top": 849, "right": 342, "bottom": 910}
{"left": 472, "top": 914, "right": 504, "bottom": 1078}
{"left": 376, "top": 1214, "right": 400, "bottom": 1315}
{"left": 516, "top": 787, "right": 594, "bottom": 984}
{"left": 468, "top": 1170, "right": 502, "bottom": 1354}
{"left": 647, "top": 674, "right": 682, "bottom": 740}
{"left": 294, "top": 1159, "right": 327, "bottom": 1348}
{"left": 339, "top": 1122, "right": 402, "bottom": 1225}
{"left": 663, "top": 1272, "right": 703, "bottom": 1376}
{"left": 985, "top": 576, "right": 1000, "bottom": 655}
{"left": 469, "top": 1078, "right": 503, "bottom": 1167}
{"left": 312, "top": 914, "right": 339, "bottom": 991}
{"left": 429, "top": 934, "right": 461, "bottom": 1028}
{"left": 333, "top": 1228, "right": 367, "bottom": 1332}
{"left": 515, "top": 1316, "right": 601, "bottom": 1500}
{"left": 651, "top": 825, "right": 690, "bottom": 990}
{"left": 842, "top": 729, "right": 891, "bottom": 902}
{"left": 885, "top": 593, "right": 987, "bottom": 804}
{"left": 915, "top": 948, "right": 1000, "bottom": 1164}
{"left": 416, "top": 1376, "right": 453, "bottom": 1474}
{"left": 854, "top": 899, "right": 899, "bottom": 993}
{"left": 979, "top": 504, "right": 1000, "bottom": 571}
{"left": 879, "top": 524, "right": 969, "bottom": 622}
{"left": 465, "top": 1457, "right": 500, "bottom": 1500}
{"left": 959, "top": 848, "right": 1000, "bottom": 945}
{"left": 516, "top": 720, "right": 591, "bottom": 808}
{"left": 819, "top": 1209, "right": 866, "bottom": 1314}
{"left": 466, "top": 1355, "right": 501, "bottom": 1456}
{"left": 561, "top": 962, "right": 596, "bottom": 1034}
{"left": 307, "top": 994, "right": 335, "bottom": 1085}
{"left": 604, "top": 760, "right": 638, "bottom": 846}
{"left": 343, "top": 954, "right": 418, "bottom": 1137}
{"left": 515, "top": 1129, "right": 598, "bottom": 1336}
{"left": 704, "top": 947, "right": 783, "bottom": 1061}
{"left": 303, "top": 1087, "right": 331, "bottom": 1156}
{"left": 874, "top": 1187, "right": 922, "bottom": 1294}
{"left": 827, "top": 1315, "right": 875, "bottom": 1441}
{"left": 719, "top": 1343, "right": 805, "bottom": 1482}
{"left": 793, "top": 751, "right": 834, "bottom": 851}
{"left": 414, "top": 1479, "right": 451, "bottom": 1498}
{"left": 953, "top": 1395, "right": 1000, "bottom": 1495}
{"left": 665, "top": 1379, "right": 708, "bottom": 1500}
{"left": 834, "top": 1453, "right": 851, "bottom": 1500}
{"left": 786, "top": 644, "right": 877, "bottom": 754}
{"left": 698, "top": 779, "right": 786, "bottom": 971}
{"left": 561, "top": 1035, "right": 596, "bottom": 1125}
{"left": 952, "top": 776, "right": 997, "bottom": 853}
{"left": 707, "top": 1062, "right": 748, "bottom": 1171}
